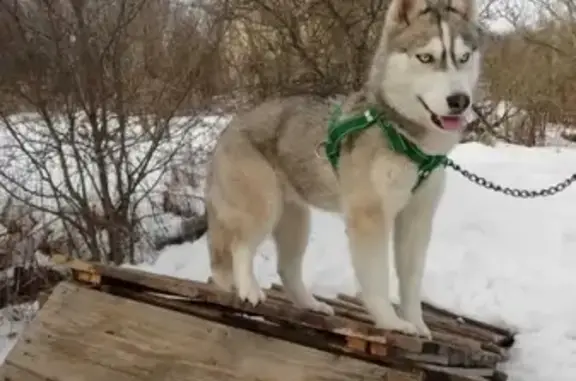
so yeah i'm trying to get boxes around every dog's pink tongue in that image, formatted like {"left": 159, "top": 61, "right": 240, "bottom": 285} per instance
{"left": 440, "top": 116, "right": 464, "bottom": 130}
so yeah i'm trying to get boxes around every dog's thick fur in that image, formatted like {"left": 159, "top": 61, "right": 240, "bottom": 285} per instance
{"left": 203, "top": 0, "right": 483, "bottom": 337}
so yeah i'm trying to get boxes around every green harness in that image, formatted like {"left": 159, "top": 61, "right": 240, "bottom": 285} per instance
{"left": 324, "top": 105, "right": 447, "bottom": 191}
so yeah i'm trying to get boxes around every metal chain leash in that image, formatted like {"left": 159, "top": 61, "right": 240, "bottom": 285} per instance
{"left": 320, "top": 103, "right": 576, "bottom": 198}
{"left": 444, "top": 158, "right": 576, "bottom": 198}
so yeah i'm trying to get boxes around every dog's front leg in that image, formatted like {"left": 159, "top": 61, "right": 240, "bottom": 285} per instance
{"left": 394, "top": 171, "right": 445, "bottom": 339}
{"left": 345, "top": 198, "right": 419, "bottom": 336}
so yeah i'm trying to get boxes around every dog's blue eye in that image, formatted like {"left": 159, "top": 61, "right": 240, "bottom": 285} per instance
{"left": 415, "top": 54, "right": 434, "bottom": 64}
{"left": 458, "top": 52, "right": 471, "bottom": 64}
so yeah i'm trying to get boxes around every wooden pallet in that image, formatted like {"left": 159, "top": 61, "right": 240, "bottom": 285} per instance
{"left": 1, "top": 261, "right": 515, "bottom": 381}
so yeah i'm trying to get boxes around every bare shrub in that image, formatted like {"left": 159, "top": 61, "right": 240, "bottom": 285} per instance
{"left": 480, "top": 0, "right": 576, "bottom": 146}
{"left": 0, "top": 0, "right": 224, "bottom": 265}
{"left": 215, "top": 0, "right": 392, "bottom": 103}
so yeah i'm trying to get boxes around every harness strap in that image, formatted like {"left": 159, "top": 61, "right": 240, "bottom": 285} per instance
{"left": 324, "top": 105, "right": 447, "bottom": 192}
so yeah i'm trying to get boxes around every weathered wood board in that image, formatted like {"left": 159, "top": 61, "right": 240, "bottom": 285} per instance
{"left": 1, "top": 281, "right": 421, "bottom": 381}
{"left": 0, "top": 261, "right": 515, "bottom": 381}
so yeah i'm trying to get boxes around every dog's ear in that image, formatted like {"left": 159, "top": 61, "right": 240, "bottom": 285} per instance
{"left": 385, "top": 0, "right": 422, "bottom": 26}
{"left": 450, "top": 0, "right": 478, "bottom": 22}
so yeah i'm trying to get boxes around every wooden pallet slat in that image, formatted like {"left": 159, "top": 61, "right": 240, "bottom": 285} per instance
{"left": 3, "top": 282, "right": 420, "bottom": 381}
{"left": 0, "top": 260, "right": 514, "bottom": 381}
{"left": 60, "top": 261, "right": 515, "bottom": 381}
{"left": 336, "top": 292, "right": 514, "bottom": 350}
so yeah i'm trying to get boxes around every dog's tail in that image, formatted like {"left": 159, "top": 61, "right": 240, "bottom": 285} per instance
{"left": 154, "top": 213, "right": 208, "bottom": 251}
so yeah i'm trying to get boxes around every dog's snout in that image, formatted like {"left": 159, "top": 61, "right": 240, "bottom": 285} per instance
{"left": 446, "top": 93, "right": 470, "bottom": 114}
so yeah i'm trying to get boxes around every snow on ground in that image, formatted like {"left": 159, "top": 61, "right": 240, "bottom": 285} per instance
{"left": 0, "top": 323, "right": 19, "bottom": 366}
{"left": 0, "top": 303, "right": 38, "bottom": 365}
{"left": 134, "top": 141, "right": 576, "bottom": 381}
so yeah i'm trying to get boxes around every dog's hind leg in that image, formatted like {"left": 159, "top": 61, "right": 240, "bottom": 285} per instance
{"left": 273, "top": 200, "right": 334, "bottom": 315}
{"left": 206, "top": 133, "right": 283, "bottom": 306}
{"left": 206, "top": 210, "right": 235, "bottom": 293}
{"left": 208, "top": 198, "right": 281, "bottom": 306}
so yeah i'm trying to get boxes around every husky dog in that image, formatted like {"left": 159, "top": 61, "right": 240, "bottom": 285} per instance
{"left": 203, "top": 0, "right": 482, "bottom": 338}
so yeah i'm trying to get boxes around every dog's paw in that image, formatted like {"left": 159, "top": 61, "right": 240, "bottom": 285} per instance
{"left": 400, "top": 311, "right": 432, "bottom": 339}
{"left": 412, "top": 319, "right": 432, "bottom": 339}
{"left": 375, "top": 317, "right": 420, "bottom": 336}
{"left": 236, "top": 278, "right": 266, "bottom": 306}
{"left": 305, "top": 299, "right": 335, "bottom": 316}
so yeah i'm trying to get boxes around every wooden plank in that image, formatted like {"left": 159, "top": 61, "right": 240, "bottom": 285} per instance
{"left": 105, "top": 286, "right": 495, "bottom": 381}
{"left": 421, "top": 301, "right": 513, "bottom": 338}
{"left": 105, "top": 286, "right": 403, "bottom": 367}
{"left": 270, "top": 284, "right": 512, "bottom": 355}
{"left": 3, "top": 282, "right": 422, "bottom": 381}
{"left": 420, "top": 363, "right": 494, "bottom": 378}
{"left": 66, "top": 261, "right": 511, "bottom": 379}
{"left": 336, "top": 293, "right": 512, "bottom": 347}
{"left": 68, "top": 263, "right": 505, "bottom": 369}
{"left": 88, "top": 264, "right": 426, "bottom": 352}
{"left": 0, "top": 362, "right": 47, "bottom": 381}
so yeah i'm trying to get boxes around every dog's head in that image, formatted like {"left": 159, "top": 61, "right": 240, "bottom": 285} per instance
{"left": 369, "top": 0, "right": 482, "bottom": 134}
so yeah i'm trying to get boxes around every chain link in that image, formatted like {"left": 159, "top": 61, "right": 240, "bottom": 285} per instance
{"left": 444, "top": 158, "right": 576, "bottom": 198}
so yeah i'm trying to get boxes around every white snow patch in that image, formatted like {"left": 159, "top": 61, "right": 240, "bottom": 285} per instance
{"left": 0, "top": 303, "right": 38, "bottom": 365}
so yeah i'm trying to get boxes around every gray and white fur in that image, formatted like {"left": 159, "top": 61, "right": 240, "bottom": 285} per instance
{"left": 202, "top": 0, "right": 483, "bottom": 337}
